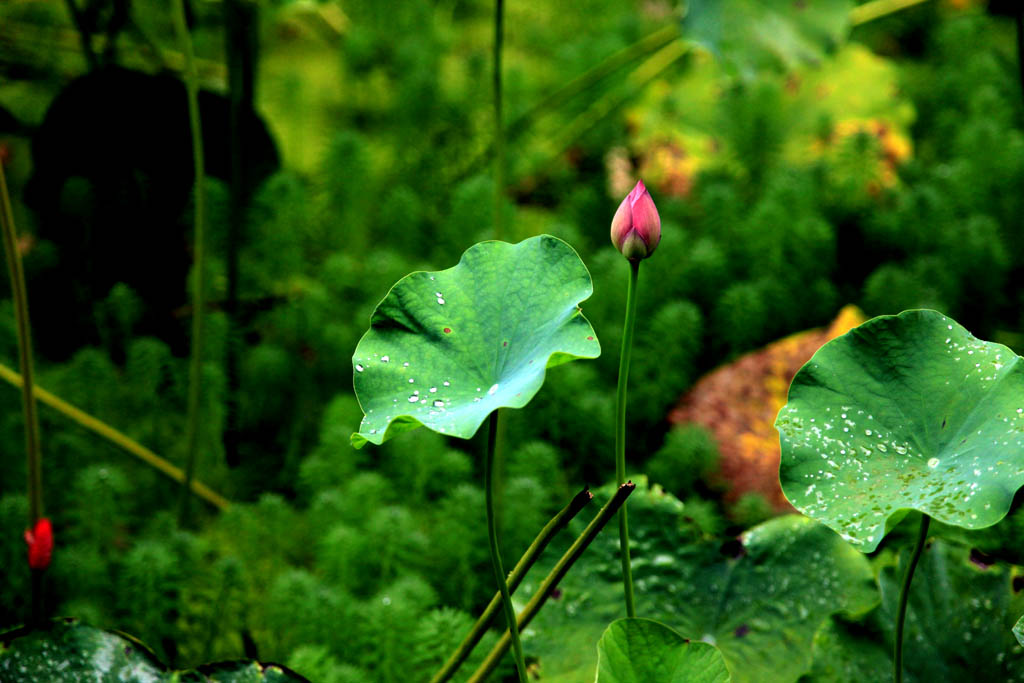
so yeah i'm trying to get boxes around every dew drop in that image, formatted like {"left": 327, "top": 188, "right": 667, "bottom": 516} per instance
{"left": 429, "top": 387, "right": 437, "bottom": 393}
{"left": 355, "top": 364, "right": 364, "bottom": 372}
{"left": 382, "top": 356, "right": 390, "bottom": 363}
{"left": 443, "top": 381, "right": 451, "bottom": 387}
{"left": 488, "top": 383, "right": 499, "bottom": 395}
{"left": 928, "top": 458, "right": 940, "bottom": 469}
{"left": 433, "top": 401, "right": 444, "bottom": 408}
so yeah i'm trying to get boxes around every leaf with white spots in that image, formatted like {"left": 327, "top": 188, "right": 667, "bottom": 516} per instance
{"left": 776, "top": 310, "right": 1024, "bottom": 552}
{"left": 351, "top": 235, "right": 600, "bottom": 447}
{"left": 0, "top": 620, "right": 308, "bottom": 681}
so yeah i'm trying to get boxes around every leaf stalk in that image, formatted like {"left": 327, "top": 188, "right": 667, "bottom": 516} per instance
{"left": 484, "top": 410, "right": 527, "bottom": 682}
{"left": 171, "top": 0, "right": 208, "bottom": 527}
{"left": 615, "top": 258, "right": 641, "bottom": 617}
{"left": 894, "top": 513, "right": 930, "bottom": 683}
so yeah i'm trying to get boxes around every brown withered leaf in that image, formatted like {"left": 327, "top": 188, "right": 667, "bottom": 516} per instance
{"left": 669, "top": 305, "right": 866, "bottom": 511}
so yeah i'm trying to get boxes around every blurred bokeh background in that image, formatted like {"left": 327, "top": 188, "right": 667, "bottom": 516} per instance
{"left": 1, "top": 0, "right": 1024, "bottom": 680}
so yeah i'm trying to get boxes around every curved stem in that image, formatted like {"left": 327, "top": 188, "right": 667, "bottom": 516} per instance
{"left": 484, "top": 410, "right": 526, "bottom": 683}
{"left": 894, "top": 513, "right": 930, "bottom": 683}
{"left": 430, "top": 487, "right": 592, "bottom": 683}
{"left": 172, "top": 0, "right": 208, "bottom": 527}
{"left": 615, "top": 259, "right": 640, "bottom": 618}
{"left": 493, "top": 0, "right": 505, "bottom": 242}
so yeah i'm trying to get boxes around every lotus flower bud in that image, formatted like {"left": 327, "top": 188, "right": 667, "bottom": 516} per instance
{"left": 610, "top": 180, "right": 661, "bottom": 261}
{"left": 24, "top": 518, "right": 53, "bottom": 570}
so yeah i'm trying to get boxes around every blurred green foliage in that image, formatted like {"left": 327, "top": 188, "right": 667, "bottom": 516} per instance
{"left": 0, "top": 0, "right": 1023, "bottom": 680}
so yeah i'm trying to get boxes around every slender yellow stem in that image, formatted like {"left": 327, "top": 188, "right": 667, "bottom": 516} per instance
{"left": 0, "top": 363, "right": 229, "bottom": 510}
{"left": 850, "top": 0, "right": 932, "bottom": 27}
{"left": 172, "top": 0, "right": 209, "bottom": 526}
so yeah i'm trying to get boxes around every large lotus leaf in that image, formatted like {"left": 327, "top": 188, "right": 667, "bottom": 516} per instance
{"left": 876, "top": 540, "right": 1024, "bottom": 682}
{"left": 525, "top": 485, "right": 877, "bottom": 683}
{"left": 351, "top": 235, "right": 599, "bottom": 447}
{"left": 596, "top": 618, "right": 730, "bottom": 683}
{"left": 776, "top": 310, "right": 1024, "bottom": 552}
{"left": 681, "top": 0, "right": 851, "bottom": 76}
{"left": 0, "top": 620, "right": 309, "bottom": 682}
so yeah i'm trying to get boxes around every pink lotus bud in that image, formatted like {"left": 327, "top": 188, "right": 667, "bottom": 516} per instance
{"left": 610, "top": 180, "right": 661, "bottom": 261}
{"left": 24, "top": 518, "right": 53, "bottom": 570}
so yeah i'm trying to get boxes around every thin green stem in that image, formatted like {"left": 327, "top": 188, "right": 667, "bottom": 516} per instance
{"left": 1, "top": 163, "right": 45, "bottom": 626}
{"left": 493, "top": 0, "right": 505, "bottom": 241}
{"left": 0, "top": 164, "right": 42, "bottom": 529}
{"left": 468, "top": 482, "right": 637, "bottom": 683}
{"left": 894, "top": 513, "right": 930, "bottom": 683}
{"left": 484, "top": 410, "right": 526, "bottom": 683}
{"left": 615, "top": 258, "right": 640, "bottom": 617}
{"left": 430, "top": 487, "right": 592, "bottom": 683}
{"left": 172, "top": 0, "right": 208, "bottom": 527}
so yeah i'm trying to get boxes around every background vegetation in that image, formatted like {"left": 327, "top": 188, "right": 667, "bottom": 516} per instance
{"left": 2, "top": 0, "right": 1024, "bottom": 680}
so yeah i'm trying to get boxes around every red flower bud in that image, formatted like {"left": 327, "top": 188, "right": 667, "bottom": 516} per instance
{"left": 610, "top": 179, "right": 661, "bottom": 261}
{"left": 24, "top": 518, "right": 53, "bottom": 570}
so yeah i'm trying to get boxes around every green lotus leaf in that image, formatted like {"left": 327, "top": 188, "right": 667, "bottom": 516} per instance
{"left": 1014, "top": 615, "right": 1024, "bottom": 648}
{"left": 876, "top": 540, "right": 1024, "bottom": 681}
{"left": 525, "top": 484, "right": 877, "bottom": 683}
{"left": 596, "top": 618, "right": 730, "bottom": 683}
{"left": 800, "top": 617, "right": 890, "bottom": 683}
{"left": 351, "top": 235, "right": 599, "bottom": 447}
{"left": 776, "top": 310, "right": 1024, "bottom": 552}
{"left": 0, "top": 620, "right": 309, "bottom": 682}
{"left": 681, "top": 0, "right": 851, "bottom": 76}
